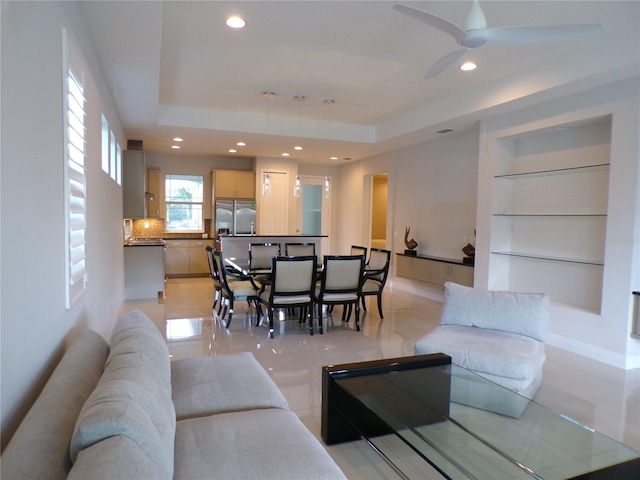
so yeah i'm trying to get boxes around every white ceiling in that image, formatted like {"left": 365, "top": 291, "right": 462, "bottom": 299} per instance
{"left": 79, "top": 1, "right": 639, "bottom": 164}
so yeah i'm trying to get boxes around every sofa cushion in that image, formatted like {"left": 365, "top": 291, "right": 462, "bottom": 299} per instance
{"left": 70, "top": 351, "right": 176, "bottom": 477}
{"left": 415, "top": 324, "right": 546, "bottom": 381}
{"left": 68, "top": 435, "right": 170, "bottom": 480}
{"left": 440, "top": 282, "right": 549, "bottom": 342}
{"left": 171, "top": 352, "right": 289, "bottom": 420}
{"left": 174, "top": 409, "right": 347, "bottom": 479}
{"left": 109, "top": 309, "right": 171, "bottom": 387}
{"left": 0, "top": 330, "right": 109, "bottom": 480}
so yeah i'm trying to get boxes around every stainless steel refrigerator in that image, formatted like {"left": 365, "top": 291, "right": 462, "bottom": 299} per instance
{"left": 215, "top": 199, "right": 256, "bottom": 236}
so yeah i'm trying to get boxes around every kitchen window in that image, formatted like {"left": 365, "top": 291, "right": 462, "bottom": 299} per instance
{"left": 165, "top": 174, "right": 204, "bottom": 232}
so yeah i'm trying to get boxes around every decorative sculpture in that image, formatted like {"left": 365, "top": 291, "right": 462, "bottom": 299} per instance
{"left": 404, "top": 227, "right": 418, "bottom": 256}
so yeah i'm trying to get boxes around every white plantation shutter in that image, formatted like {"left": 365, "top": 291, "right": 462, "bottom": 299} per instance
{"left": 65, "top": 60, "right": 87, "bottom": 307}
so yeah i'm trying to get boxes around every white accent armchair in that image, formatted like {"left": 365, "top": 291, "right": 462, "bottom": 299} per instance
{"left": 415, "top": 282, "right": 549, "bottom": 398}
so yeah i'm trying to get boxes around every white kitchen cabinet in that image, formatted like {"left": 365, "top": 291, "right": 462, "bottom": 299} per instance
{"left": 123, "top": 150, "right": 147, "bottom": 219}
{"left": 396, "top": 254, "right": 473, "bottom": 288}
{"left": 147, "top": 168, "right": 161, "bottom": 218}
{"left": 165, "top": 239, "right": 213, "bottom": 276}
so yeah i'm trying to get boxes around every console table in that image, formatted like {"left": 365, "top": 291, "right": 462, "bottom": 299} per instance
{"left": 395, "top": 253, "right": 473, "bottom": 288}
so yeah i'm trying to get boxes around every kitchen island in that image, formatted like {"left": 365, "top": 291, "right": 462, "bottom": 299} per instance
{"left": 124, "top": 240, "right": 165, "bottom": 299}
{"left": 218, "top": 235, "right": 328, "bottom": 260}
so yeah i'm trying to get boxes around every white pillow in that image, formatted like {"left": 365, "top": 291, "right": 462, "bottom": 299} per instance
{"left": 440, "top": 282, "right": 549, "bottom": 342}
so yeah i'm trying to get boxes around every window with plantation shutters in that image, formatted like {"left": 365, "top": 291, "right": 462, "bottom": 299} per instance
{"left": 64, "top": 56, "right": 87, "bottom": 307}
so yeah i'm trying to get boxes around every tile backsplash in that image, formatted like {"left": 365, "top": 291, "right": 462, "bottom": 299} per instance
{"left": 130, "top": 218, "right": 211, "bottom": 239}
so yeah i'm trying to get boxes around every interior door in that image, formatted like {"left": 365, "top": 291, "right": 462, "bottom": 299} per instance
{"left": 297, "top": 175, "right": 331, "bottom": 256}
{"left": 259, "top": 172, "right": 288, "bottom": 235}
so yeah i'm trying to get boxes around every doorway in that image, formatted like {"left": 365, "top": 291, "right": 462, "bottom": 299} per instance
{"left": 370, "top": 174, "right": 388, "bottom": 249}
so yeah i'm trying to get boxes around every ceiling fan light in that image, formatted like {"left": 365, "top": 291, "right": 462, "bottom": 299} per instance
{"left": 460, "top": 62, "right": 477, "bottom": 71}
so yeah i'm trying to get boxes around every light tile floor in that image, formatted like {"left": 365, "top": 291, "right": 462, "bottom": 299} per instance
{"left": 120, "top": 278, "right": 640, "bottom": 479}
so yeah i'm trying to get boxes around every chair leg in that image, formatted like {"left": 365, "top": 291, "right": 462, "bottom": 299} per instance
{"left": 225, "top": 297, "right": 235, "bottom": 328}
{"left": 355, "top": 301, "right": 361, "bottom": 331}
{"left": 361, "top": 295, "right": 367, "bottom": 312}
{"left": 221, "top": 300, "right": 228, "bottom": 323}
{"left": 376, "top": 293, "right": 384, "bottom": 319}
{"left": 256, "top": 302, "right": 263, "bottom": 327}
{"left": 317, "top": 303, "right": 323, "bottom": 335}
{"left": 212, "top": 288, "right": 219, "bottom": 310}
{"left": 309, "top": 304, "right": 314, "bottom": 335}
{"left": 268, "top": 308, "right": 274, "bottom": 339}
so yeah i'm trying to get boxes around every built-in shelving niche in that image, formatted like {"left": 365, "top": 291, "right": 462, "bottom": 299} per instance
{"left": 489, "top": 116, "right": 612, "bottom": 314}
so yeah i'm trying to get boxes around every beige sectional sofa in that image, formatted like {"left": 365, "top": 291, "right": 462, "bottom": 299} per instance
{"left": 1, "top": 310, "right": 346, "bottom": 479}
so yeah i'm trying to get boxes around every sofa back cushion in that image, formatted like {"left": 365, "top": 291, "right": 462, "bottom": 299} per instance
{"left": 0, "top": 329, "right": 109, "bottom": 480}
{"left": 440, "top": 282, "right": 549, "bottom": 342}
{"left": 108, "top": 309, "right": 171, "bottom": 388}
{"left": 70, "top": 351, "right": 176, "bottom": 477}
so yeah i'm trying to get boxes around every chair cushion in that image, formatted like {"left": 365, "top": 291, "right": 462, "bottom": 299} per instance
{"left": 319, "top": 292, "right": 359, "bottom": 302}
{"left": 415, "top": 325, "right": 545, "bottom": 381}
{"left": 361, "top": 278, "right": 381, "bottom": 294}
{"left": 228, "top": 280, "right": 257, "bottom": 297}
{"left": 440, "top": 282, "right": 549, "bottom": 342}
{"left": 174, "top": 409, "right": 346, "bottom": 479}
{"left": 171, "top": 352, "right": 288, "bottom": 420}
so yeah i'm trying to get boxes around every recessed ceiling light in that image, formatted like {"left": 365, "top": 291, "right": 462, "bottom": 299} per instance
{"left": 330, "top": 156, "right": 339, "bottom": 160}
{"left": 281, "top": 153, "right": 290, "bottom": 157}
{"left": 173, "top": 137, "right": 184, "bottom": 142}
{"left": 236, "top": 141, "right": 246, "bottom": 147}
{"left": 171, "top": 145, "right": 181, "bottom": 149}
{"left": 229, "top": 149, "right": 237, "bottom": 153}
{"left": 294, "top": 146, "right": 303, "bottom": 151}
{"left": 460, "top": 62, "right": 477, "bottom": 72}
{"left": 226, "top": 16, "right": 245, "bottom": 28}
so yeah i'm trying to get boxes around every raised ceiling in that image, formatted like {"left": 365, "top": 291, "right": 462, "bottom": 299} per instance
{"left": 79, "top": 1, "right": 639, "bottom": 163}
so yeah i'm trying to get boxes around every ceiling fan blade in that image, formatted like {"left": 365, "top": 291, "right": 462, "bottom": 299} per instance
{"left": 426, "top": 49, "right": 469, "bottom": 79}
{"left": 483, "top": 24, "right": 604, "bottom": 46}
{"left": 393, "top": 4, "right": 465, "bottom": 44}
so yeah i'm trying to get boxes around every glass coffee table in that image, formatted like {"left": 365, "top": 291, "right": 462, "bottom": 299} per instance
{"left": 322, "top": 354, "right": 640, "bottom": 479}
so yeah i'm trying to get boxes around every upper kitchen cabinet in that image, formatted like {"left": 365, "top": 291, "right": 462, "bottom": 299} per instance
{"left": 147, "top": 168, "right": 161, "bottom": 218}
{"left": 214, "top": 170, "right": 255, "bottom": 198}
{"left": 123, "top": 150, "right": 147, "bottom": 218}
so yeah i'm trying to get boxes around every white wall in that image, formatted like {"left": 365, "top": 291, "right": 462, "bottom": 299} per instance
{"left": 336, "top": 126, "right": 479, "bottom": 271}
{"left": 1, "top": 2, "right": 126, "bottom": 446}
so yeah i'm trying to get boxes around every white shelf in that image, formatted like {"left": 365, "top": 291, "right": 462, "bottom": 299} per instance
{"left": 491, "top": 251, "right": 604, "bottom": 266}
{"left": 488, "top": 117, "right": 611, "bottom": 313}
{"left": 494, "top": 163, "right": 610, "bottom": 179}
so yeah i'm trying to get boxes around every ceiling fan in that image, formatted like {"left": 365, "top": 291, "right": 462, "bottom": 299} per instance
{"left": 393, "top": 1, "right": 604, "bottom": 79}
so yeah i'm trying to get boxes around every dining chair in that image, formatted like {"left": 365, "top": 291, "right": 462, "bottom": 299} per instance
{"left": 249, "top": 242, "right": 281, "bottom": 287}
{"left": 360, "top": 248, "right": 391, "bottom": 319}
{"left": 285, "top": 242, "right": 316, "bottom": 256}
{"left": 350, "top": 245, "right": 368, "bottom": 260}
{"left": 256, "top": 255, "right": 317, "bottom": 338}
{"left": 212, "top": 250, "right": 259, "bottom": 328}
{"left": 315, "top": 255, "right": 366, "bottom": 334}
{"left": 205, "top": 245, "right": 223, "bottom": 313}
